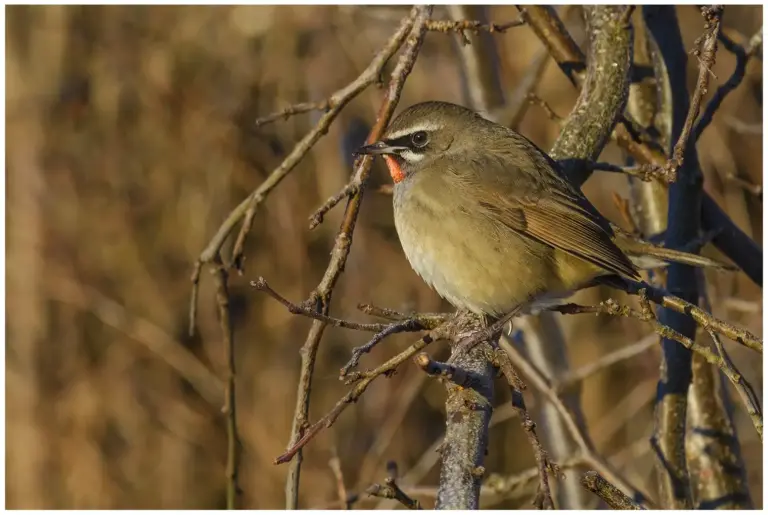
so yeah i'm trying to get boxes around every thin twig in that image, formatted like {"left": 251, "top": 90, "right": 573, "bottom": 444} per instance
{"left": 329, "top": 451, "right": 352, "bottom": 510}
{"left": 499, "top": 336, "right": 657, "bottom": 508}
{"left": 527, "top": 93, "right": 562, "bottom": 122}
{"left": 693, "top": 25, "right": 763, "bottom": 142}
{"left": 590, "top": 162, "right": 672, "bottom": 183}
{"left": 553, "top": 334, "right": 658, "bottom": 393}
{"left": 254, "top": 99, "right": 332, "bottom": 128}
{"left": 274, "top": 323, "right": 449, "bottom": 465}
{"left": 279, "top": 8, "right": 432, "bottom": 508}
{"left": 252, "top": 277, "right": 392, "bottom": 332}
{"left": 188, "top": 6, "right": 419, "bottom": 338}
{"left": 508, "top": 385, "right": 556, "bottom": 509}
{"left": 581, "top": 471, "right": 644, "bottom": 510}
{"left": 661, "top": 5, "right": 723, "bottom": 181}
{"left": 550, "top": 291, "right": 763, "bottom": 439}
{"left": 366, "top": 462, "right": 423, "bottom": 509}
{"left": 425, "top": 17, "right": 525, "bottom": 38}
{"left": 309, "top": 180, "right": 361, "bottom": 230}
{"left": 210, "top": 255, "right": 240, "bottom": 509}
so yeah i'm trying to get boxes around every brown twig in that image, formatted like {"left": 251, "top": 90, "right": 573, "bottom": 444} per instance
{"left": 581, "top": 471, "right": 644, "bottom": 510}
{"left": 498, "top": 336, "right": 656, "bottom": 508}
{"left": 725, "top": 172, "right": 762, "bottom": 199}
{"left": 590, "top": 162, "right": 673, "bottom": 183}
{"left": 366, "top": 462, "right": 423, "bottom": 509}
{"left": 254, "top": 99, "right": 332, "bottom": 128}
{"left": 341, "top": 319, "right": 433, "bottom": 378}
{"left": 550, "top": 292, "right": 763, "bottom": 439}
{"left": 693, "top": 25, "right": 762, "bottom": 142}
{"left": 309, "top": 180, "right": 361, "bottom": 230}
{"left": 661, "top": 5, "right": 723, "bottom": 181}
{"left": 188, "top": 6, "right": 419, "bottom": 339}
{"left": 553, "top": 334, "right": 657, "bottom": 393}
{"left": 414, "top": 351, "right": 470, "bottom": 387}
{"left": 425, "top": 18, "right": 525, "bottom": 39}
{"left": 329, "top": 451, "right": 351, "bottom": 510}
{"left": 446, "top": 6, "right": 506, "bottom": 116}
{"left": 506, "top": 382, "right": 556, "bottom": 509}
{"left": 278, "top": 8, "right": 432, "bottom": 508}
{"left": 210, "top": 255, "right": 240, "bottom": 509}
{"left": 518, "top": 6, "right": 586, "bottom": 87}
{"left": 526, "top": 93, "right": 562, "bottom": 122}
{"left": 274, "top": 322, "right": 449, "bottom": 466}
{"left": 252, "top": 277, "right": 392, "bottom": 332}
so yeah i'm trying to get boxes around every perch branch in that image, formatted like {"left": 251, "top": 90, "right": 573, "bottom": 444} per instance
{"left": 435, "top": 317, "right": 495, "bottom": 510}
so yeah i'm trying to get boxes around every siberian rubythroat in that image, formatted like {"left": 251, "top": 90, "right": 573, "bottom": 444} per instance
{"left": 355, "top": 101, "right": 727, "bottom": 317}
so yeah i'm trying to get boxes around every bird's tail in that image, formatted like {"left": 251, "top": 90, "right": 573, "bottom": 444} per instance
{"left": 614, "top": 230, "right": 736, "bottom": 271}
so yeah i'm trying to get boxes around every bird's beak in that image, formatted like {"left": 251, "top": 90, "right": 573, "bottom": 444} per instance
{"left": 353, "top": 140, "right": 407, "bottom": 156}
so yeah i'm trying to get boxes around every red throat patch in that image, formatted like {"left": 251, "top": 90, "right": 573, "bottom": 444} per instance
{"left": 383, "top": 155, "right": 405, "bottom": 184}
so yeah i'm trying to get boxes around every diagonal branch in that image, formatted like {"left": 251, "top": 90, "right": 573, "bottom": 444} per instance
{"left": 276, "top": 8, "right": 433, "bottom": 508}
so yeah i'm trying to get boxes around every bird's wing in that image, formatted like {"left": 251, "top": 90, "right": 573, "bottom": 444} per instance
{"left": 447, "top": 153, "right": 640, "bottom": 280}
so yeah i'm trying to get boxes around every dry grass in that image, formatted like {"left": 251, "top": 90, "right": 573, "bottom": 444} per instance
{"left": 6, "top": 5, "right": 762, "bottom": 509}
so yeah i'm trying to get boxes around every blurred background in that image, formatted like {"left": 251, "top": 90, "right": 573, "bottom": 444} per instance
{"left": 6, "top": 5, "right": 762, "bottom": 509}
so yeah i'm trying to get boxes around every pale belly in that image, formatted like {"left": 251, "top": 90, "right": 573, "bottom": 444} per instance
{"left": 393, "top": 184, "right": 568, "bottom": 316}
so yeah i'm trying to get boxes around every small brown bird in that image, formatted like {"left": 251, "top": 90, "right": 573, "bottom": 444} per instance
{"left": 355, "top": 101, "right": 727, "bottom": 317}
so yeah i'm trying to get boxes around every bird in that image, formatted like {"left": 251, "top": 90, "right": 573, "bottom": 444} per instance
{"left": 354, "top": 100, "right": 729, "bottom": 318}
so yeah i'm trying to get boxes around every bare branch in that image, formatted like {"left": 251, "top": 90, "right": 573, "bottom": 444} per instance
{"left": 435, "top": 318, "right": 495, "bottom": 510}
{"left": 693, "top": 25, "right": 763, "bottom": 142}
{"left": 252, "top": 277, "right": 392, "bottom": 332}
{"left": 189, "top": 6, "right": 419, "bottom": 340}
{"left": 210, "top": 256, "right": 240, "bottom": 509}
{"left": 329, "top": 451, "right": 352, "bottom": 510}
{"left": 280, "top": 8, "right": 433, "bottom": 508}
{"left": 661, "top": 5, "right": 723, "bottom": 181}
{"left": 425, "top": 17, "right": 525, "bottom": 38}
{"left": 254, "top": 99, "right": 332, "bottom": 128}
{"left": 498, "top": 336, "right": 656, "bottom": 508}
{"left": 366, "top": 462, "right": 423, "bottom": 509}
{"left": 581, "top": 471, "right": 644, "bottom": 510}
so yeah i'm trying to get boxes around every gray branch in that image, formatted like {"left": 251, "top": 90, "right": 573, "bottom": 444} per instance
{"left": 435, "top": 317, "right": 495, "bottom": 510}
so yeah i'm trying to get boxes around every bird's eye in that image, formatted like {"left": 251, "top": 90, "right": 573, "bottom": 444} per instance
{"left": 411, "top": 131, "right": 429, "bottom": 147}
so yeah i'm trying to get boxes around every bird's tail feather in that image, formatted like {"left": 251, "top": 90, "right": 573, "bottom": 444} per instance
{"left": 626, "top": 245, "right": 736, "bottom": 271}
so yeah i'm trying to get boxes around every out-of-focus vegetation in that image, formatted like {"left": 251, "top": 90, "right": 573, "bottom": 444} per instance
{"left": 6, "top": 5, "right": 762, "bottom": 509}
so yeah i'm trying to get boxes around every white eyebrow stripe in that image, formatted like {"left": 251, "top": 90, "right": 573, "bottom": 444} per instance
{"left": 385, "top": 121, "right": 444, "bottom": 140}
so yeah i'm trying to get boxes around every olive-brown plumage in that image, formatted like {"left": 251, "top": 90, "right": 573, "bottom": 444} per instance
{"left": 356, "top": 101, "right": 728, "bottom": 316}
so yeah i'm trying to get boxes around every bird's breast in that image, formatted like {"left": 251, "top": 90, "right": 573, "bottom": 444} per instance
{"left": 392, "top": 175, "right": 560, "bottom": 315}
